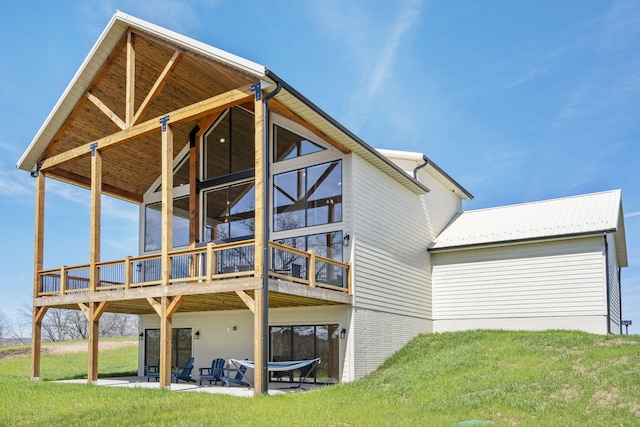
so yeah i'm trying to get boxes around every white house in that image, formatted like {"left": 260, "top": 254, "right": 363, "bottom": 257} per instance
{"left": 18, "top": 12, "right": 628, "bottom": 393}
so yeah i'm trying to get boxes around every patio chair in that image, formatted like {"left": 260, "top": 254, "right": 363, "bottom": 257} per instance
{"left": 145, "top": 360, "right": 159, "bottom": 382}
{"left": 221, "top": 364, "right": 250, "bottom": 388}
{"left": 199, "top": 358, "right": 226, "bottom": 386}
{"left": 171, "top": 357, "right": 196, "bottom": 383}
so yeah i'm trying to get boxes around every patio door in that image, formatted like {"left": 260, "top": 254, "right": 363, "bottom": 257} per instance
{"left": 144, "top": 328, "right": 192, "bottom": 367}
{"left": 269, "top": 324, "right": 340, "bottom": 384}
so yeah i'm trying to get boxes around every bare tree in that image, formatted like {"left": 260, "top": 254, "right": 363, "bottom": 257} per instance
{"left": 17, "top": 301, "right": 138, "bottom": 342}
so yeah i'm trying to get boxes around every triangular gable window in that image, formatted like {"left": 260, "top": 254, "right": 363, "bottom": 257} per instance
{"left": 274, "top": 125, "right": 325, "bottom": 162}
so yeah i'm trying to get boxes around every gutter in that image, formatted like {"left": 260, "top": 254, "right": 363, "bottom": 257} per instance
{"left": 257, "top": 80, "right": 282, "bottom": 394}
{"left": 413, "top": 156, "right": 429, "bottom": 179}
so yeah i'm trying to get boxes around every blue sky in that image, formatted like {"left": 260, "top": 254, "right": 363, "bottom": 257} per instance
{"left": 1, "top": 0, "right": 638, "bottom": 332}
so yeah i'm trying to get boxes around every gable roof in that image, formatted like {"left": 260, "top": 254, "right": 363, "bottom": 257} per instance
{"left": 429, "top": 189, "right": 628, "bottom": 267}
{"left": 377, "top": 149, "right": 473, "bottom": 200}
{"left": 17, "top": 11, "right": 429, "bottom": 201}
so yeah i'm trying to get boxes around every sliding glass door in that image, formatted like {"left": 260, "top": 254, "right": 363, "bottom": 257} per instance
{"left": 270, "top": 324, "right": 340, "bottom": 384}
{"left": 144, "top": 328, "right": 192, "bottom": 368}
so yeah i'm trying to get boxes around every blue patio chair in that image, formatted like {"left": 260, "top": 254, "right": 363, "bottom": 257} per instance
{"left": 199, "top": 358, "right": 226, "bottom": 386}
{"left": 221, "top": 363, "right": 250, "bottom": 388}
{"left": 171, "top": 357, "right": 196, "bottom": 383}
{"left": 145, "top": 360, "right": 159, "bottom": 382}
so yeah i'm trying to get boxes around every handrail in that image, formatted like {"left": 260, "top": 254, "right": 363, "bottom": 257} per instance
{"left": 36, "top": 239, "right": 351, "bottom": 297}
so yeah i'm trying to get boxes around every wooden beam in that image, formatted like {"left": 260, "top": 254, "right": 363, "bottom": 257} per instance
{"left": 33, "top": 171, "right": 45, "bottom": 298}
{"left": 86, "top": 301, "right": 109, "bottom": 383}
{"left": 133, "top": 51, "right": 182, "bottom": 125}
{"left": 89, "top": 148, "right": 102, "bottom": 293}
{"left": 195, "top": 111, "right": 223, "bottom": 138}
{"left": 235, "top": 290, "right": 255, "bottom": 314}
{"left": 269, "top": 99, "right": 351, "bottom": 154}
{"left": 46, "top": 168, "right": 142, "bottom": 203}
{"left": 166, "top": 295, "right": 184, "bottom": 317}
{"left": 161, "top": 124, "right": 173, "bottom": 287}
{"left": 189, "top": 126, "right": 199, "bottom": 248}
{"left": 87, "top": 92, "right": 126, "bottom": 130}
{"left": 30, "top": 306, "right": 48, "bottom": 380}
{"left": 253, "top": 90, "right": 267, "bottom": 395}
{"left": 159, "top": 296, "right": 172, "bottom": 388}
{"left": 39, "top": 35, "right": 129, "bottom": 162}
{"left": 40, "top": 85, "right": 255, "bottom": 171}
{"left": 147, "top": 297, "right": 162, "bottom": 316}
{"left": 125, "top": 31, "right": 135, "bottom": 127}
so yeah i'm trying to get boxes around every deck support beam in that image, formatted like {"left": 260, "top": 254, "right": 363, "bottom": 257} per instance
{"left": 30, "top": 170, "right": 46, "bottom": 381}
{"left": 90, "top": 146, "right": 102, "bottom": 293}
{"left": 252, "top": 84, "right": 268, "bottom": 395}
{"left": 79, "top": 302, "right": 109, "bottom": 384}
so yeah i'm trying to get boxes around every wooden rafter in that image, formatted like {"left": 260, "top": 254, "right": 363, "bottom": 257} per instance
{"left": 87, "top": 92, "right": 126, "bottom": 130}
{"left": 133, "top": 50, "right": 182, "bottom": 125}
{"left": 40, "top": 35, "right": 129, "bottom": 163}
{"left": 40, "top": 84, "right": 256, "bottom": 171}
{"left": 125, "top": 31, "right": 136, "bottom": 126}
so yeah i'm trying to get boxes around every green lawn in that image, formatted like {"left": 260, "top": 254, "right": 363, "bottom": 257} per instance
{"left": 1, "top": 330, "right": 639, "bottom": 426}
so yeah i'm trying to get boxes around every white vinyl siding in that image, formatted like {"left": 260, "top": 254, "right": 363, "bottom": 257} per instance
{"left": 432, "top": 236, "right": 609, "bottom": 334}
{"left": 606, "top": 233, "right": 621, "bottom": 333}
{"left": 350, "top": 154, "right": 461, "bottom": 319}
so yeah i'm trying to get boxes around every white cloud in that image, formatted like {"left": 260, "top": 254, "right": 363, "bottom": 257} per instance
{"left": 625, "top": 211, "right": 640, "bottom": 218}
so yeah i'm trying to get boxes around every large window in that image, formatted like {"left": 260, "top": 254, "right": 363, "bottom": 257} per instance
{"left": 269, "top": 324, "right": 340, "bottom": 384}
{"left": 144, "top": 328, "right": 192, "bottom": 368}
{"left": 204, "top": 107, "right": 255, "bottom": 180}
{"left": 144, "top": 197, "right": 190, "bottom": 252}
{"left": 275, "top": 231, "right": 343, "bottom": 262}
{"left": 273, "top": 125, "right": 325, "bottom": 162}
{"left": 273, "top": 160, "right": 342, "bottom": 232}
{"left": 203, "top": 182, "right": 255, "bottom": 242}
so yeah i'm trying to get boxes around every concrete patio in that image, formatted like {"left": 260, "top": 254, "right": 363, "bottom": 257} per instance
{"left": 56, "top": 377, "right": 328, "bottom": 397}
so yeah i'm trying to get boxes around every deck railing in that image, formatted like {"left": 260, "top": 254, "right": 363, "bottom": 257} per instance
{"left": 37, "top": 240, "right": 351, "bottom": 297}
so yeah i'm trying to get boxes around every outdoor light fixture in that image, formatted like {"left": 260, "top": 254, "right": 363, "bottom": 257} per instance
{"left": 138, "top": 332, "right": 144, "bottom": 341}
{"left": 194, "top": 331, "right": 200, "bottom": 340}
{"left": 343, "top": 234, "right": 350, "bottom": 247}
{"left": 340, "top": 328, "right": 346, "bottom": 339}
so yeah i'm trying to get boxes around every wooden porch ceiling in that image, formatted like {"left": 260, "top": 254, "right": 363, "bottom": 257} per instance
{"left": 33, "top": 278, "right": 352, "bottom": 315}
{"left": 41, "top": 29, "right": 258, "bottom": 203}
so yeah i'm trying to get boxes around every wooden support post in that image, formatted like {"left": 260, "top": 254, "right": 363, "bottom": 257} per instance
{"left": 308, "top": 250, "right": 316, "bottom": 287}
{"left": 189, "top": 128, "right": 200, "bottom": 249}
{"left": 90, "top": 146, "right": 102, "bottom": 292}
{"left": 161, "top": 120, "right": 173, "bottom": 287}
{"left": 78, "top": 301, "right": 109, "bottom": 384}
{"left": 124, "top": 256, "right": 132, "bottom": 289}
{"left": 125, "top": 31, "right": 135, "bottom": 127}
{"left": 253, "top": 85, "right": 268, "bottom": 395}
{"left": 30, "top": 306, "right": 48, "bottom": 380}
{"left": 157, "top": 295, "right": 183, "bottom": 389}
{"left": 31, "top": 171, "right": 46, "bottom": 380}
{"left": 81, "top": 302, "right": 109, "bottom": 384}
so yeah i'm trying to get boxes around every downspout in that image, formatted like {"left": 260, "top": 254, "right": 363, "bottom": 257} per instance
{"left": 258, "top": 80, "right": 282, "bottom": 392}
{"left": 618, "top": 267, "right": 622, "bottom": 334}
{"left": 604, "top": 233, "right": 611, "bottom": 334}
{"left": 413, "top": 156, "right": 429, "bottom": 180}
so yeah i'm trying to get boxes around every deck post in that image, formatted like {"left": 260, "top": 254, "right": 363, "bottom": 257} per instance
{"left": 31, "top": 170, "right": 46, "bottom": 381}
{"left": 161, "top": 118, "right": 173, "bottom": 288}
{"left": 30, "top": 306, "right": 47, "bottom": 380}
{"left": 252, "top": 83, "right": 269, "bottom": 395}
{"left": 82, "top": 301, "right": 108, "bottom": 384}
{"left": 89, "top": 145, "right": 102, "bottom": 293}
{"left": 159, "top": 296, "right": 173, "bottom": 388}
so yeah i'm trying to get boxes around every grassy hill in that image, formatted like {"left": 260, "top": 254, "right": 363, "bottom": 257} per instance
{"left": 1, "top": 330, "right": 638, "bottom": 426}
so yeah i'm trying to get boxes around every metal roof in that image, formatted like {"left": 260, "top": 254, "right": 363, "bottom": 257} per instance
{"left": 429, "top": 189, "right": 628, "bottom": 267}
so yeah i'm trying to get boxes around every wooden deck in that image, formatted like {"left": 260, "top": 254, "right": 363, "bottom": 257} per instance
{"left": 34, "top": 240, "right": 352, "bottom": 314}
